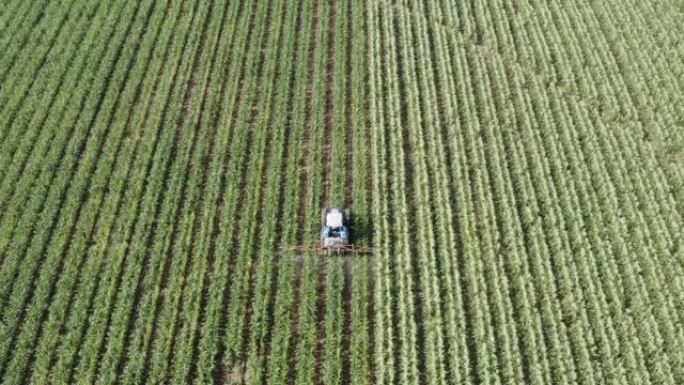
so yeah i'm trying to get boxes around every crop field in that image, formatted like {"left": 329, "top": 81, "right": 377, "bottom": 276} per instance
{"left": 1, "top": 0, "right": 683, "bottom": 384}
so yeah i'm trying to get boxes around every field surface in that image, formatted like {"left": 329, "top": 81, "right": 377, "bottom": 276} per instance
{"left": 1, "top": 0, "right": 683, "bottom": 384}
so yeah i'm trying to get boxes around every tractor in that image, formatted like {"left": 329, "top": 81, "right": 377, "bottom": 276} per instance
{"left": 283, "top": 208, "right": 375, "bottom": 255}
{"left": 320, "top": 208, "right": 351, "bottom": 254}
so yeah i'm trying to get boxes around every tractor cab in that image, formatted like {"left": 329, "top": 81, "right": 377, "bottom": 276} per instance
{"left": 320, "top": 208, "right": 350, "bottom": 253}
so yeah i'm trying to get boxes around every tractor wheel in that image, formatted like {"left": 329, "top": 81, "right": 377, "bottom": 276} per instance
{"left": 321, "top": 208, "right": 327, "bottom": 227}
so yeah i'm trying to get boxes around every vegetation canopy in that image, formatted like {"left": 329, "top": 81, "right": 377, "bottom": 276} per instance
{"left": 0, "top": 0, "right": 682, "bottom": 384}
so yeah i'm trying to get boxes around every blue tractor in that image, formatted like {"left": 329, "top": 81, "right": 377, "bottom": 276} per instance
{"left": 281, "top": 208, "right": 374, "bottom": 255}
{"left": 320, "top": 208, "right": 351, "bottom": 254}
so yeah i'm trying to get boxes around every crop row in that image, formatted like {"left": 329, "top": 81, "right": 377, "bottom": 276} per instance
{"left": 367, "top": 1, "right": 684, "bottom": 385}
{"left": 0, "top": 1, "right": 155, "bottom": 381}
{"left": 1, "top": 0, "right": 681, "bottom": 384}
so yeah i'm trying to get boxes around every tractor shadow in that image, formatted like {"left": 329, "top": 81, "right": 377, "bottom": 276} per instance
{"left": 349, "top": 212, "right": 373, "bottom": 247}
